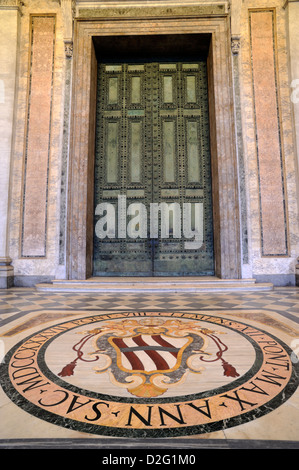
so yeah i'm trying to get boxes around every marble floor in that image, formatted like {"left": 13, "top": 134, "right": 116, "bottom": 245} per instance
{"left": 0, "top": 286, "right": 299, "bottom": 449}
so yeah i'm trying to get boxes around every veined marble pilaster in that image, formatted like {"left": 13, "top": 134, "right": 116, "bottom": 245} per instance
{"left": 285, "top": 0, "right": 299, "bottom": 285}
{"left": 21, "top": 15, "right": 56, "bottom": 257}
{"left": 0, "top": 0, "right": 21, "bottom": 286}
{"left": 249, "top": 10, "right": 288, "bottom": 257}
{"left": 58, "top": 0, "right": 74, "bottom": 273}
{"left": 230, "top": 0, "right": 249, "bottom": 268}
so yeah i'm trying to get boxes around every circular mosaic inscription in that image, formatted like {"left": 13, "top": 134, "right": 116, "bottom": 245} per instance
{"left": 1, "top": 312, "right": 298, "bottom": 438}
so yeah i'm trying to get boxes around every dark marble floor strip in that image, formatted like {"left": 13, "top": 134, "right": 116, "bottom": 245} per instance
{"left": 0, "top": 438, "right": 298, "bottom": 449}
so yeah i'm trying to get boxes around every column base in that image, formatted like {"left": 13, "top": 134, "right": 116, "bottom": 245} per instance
{"left": 0, "top": 258, "right": 14, "bottom": 288}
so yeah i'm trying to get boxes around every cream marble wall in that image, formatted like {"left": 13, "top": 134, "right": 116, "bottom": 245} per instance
{"left": 1, "top": 0, "right": 298, "bottom": 285}
{"left": 6, "top": 0, "right": 66, "bottom": 284}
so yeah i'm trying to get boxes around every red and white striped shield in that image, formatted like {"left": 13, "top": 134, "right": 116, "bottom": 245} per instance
{"left": 110, "top": 334, "right": 191, "bottom": 373}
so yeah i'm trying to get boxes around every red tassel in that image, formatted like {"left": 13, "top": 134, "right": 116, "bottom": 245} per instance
{"left": 222, "top": 360, "right": 239, "bottom": 378}
{"left": 58, "top": 360, "right": 77, "bottom": 377}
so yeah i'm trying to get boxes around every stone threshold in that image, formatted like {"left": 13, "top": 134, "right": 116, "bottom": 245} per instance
{"left": 35, "top": 277, "right": 273, "bottom": 293}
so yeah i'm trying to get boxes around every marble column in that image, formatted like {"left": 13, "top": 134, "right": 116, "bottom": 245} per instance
{"left": 0, "top": 1, "right": 20, "bottom": 287}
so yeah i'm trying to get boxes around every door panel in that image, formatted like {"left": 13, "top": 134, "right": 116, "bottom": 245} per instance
{"left": 93, "top": 62, "right": 214, "bottom": 276}
{"left": 93, "top": 63, "right": 152, "bottom": 275}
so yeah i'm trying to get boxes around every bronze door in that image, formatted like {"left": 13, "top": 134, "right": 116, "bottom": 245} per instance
{"left": 93, "top": 62, "right": 214, "bottom": 276}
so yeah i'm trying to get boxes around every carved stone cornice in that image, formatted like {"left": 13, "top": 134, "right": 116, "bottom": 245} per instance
{"left": 61, "top": 0, "right": 75, "bottom": 58}
{"left": 0, "top": 0, "right": 19, "bottom": 5}
{"left": 77, "top": 3, "right": 229, "bottom": 19}
{"left": 64, "top": 39, "right": 73, "bottom": 58}
{"left": 283, "top": 0, "right": 299, "bottom": 7}
{"left": 231, "top": 35, "right": 241, "bottom": 55}
{"left": 0, "top": 0, "right": 24, "bottom": 14}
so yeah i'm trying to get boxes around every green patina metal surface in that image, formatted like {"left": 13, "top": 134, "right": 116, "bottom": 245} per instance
{"left": 93, "top": 62, "right": 214, "bottom": 276}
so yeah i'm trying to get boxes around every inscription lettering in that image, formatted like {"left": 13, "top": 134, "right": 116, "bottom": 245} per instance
{"left": 3, "top": 312, "right": 294, "bottom": 438}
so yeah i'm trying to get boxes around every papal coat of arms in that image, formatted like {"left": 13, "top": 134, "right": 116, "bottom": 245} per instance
{"left": 58, "top": 318, "right": 239, "bottom": 397}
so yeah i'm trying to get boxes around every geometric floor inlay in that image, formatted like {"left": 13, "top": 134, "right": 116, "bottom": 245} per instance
{"left": 1, "top": 310, "right": 298, "bottom": 438}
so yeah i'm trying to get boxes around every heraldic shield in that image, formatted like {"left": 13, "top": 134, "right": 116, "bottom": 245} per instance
{"left": 58, "top": 317, "right": 239, "bottom": 398}
{"left": 109, "top": 333, "right": 191, "bottom": 375}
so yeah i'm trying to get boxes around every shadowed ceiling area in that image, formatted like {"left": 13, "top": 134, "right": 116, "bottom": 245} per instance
{"left": 93, "top": 33, "right": 211, "bottom": 62}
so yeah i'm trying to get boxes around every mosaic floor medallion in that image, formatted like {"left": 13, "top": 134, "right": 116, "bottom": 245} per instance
{"left": 1, "top": 311, "right": 298, "bottom": 438}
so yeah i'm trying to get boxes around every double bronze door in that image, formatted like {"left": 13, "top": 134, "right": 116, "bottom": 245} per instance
{"left": 93, "top": 61, "right": 214, "bottom": 276}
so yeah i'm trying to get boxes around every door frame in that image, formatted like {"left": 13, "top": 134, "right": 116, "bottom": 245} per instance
{"left": 66, "top": 8, "right": 241, "bottom": 280}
